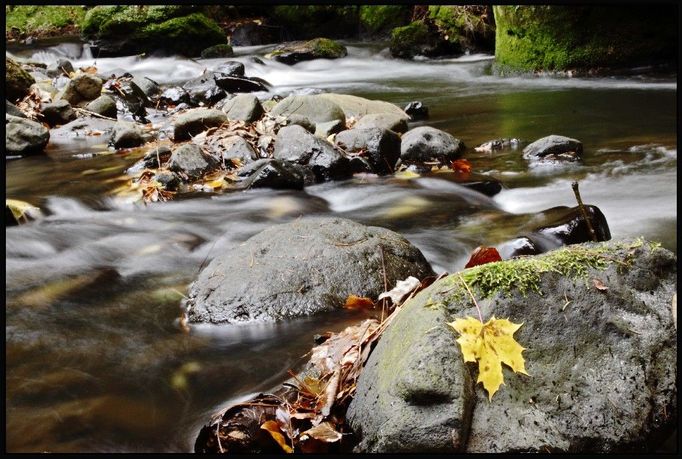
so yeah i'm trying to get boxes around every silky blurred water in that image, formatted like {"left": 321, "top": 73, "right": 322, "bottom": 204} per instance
{"left": 5, "top": 41, "right": 677, "bottom": 452}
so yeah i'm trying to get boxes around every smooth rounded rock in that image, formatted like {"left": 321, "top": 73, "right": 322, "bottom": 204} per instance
{"left": 183, "top": 217, "right": 435, "bottom": 324}
{"left": 173, "top": 108, "right": 228, "bottom": 141}
{"left": 354, "top": 113, "right": 408, "bottom": 133}
{"left": 400, "top": 126, "right": 465, "bottom": 164}
{"left": 41, "top": 100, "right": 76, "bottom": 127}
{"left": 221, "top": 94, "right": 264, "bottom": 122}
{"left": 169, "top": 143, "right": 219, "bottom": 179}
{"left": 523, "top": 135, "right": 583, "bottom": 162}
{"left": 6, "top": 115, "right": 50, "bottom": 156}
{"left": 335, "top": 127, "right": 401, "bottom": 175}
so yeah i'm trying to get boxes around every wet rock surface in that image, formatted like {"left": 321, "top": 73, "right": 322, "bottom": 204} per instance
{"left": 335, "top": 127, "right": 401, "bottom": 174}
{"left": 169, "top": 143, "right": 219, "bottom": 179}
{"left": 184, "top": 217, "right": 435, "bottom": 324}
{"left": 348, "top": 240, "right": 677, "bottom": 453}
{"left": 6, "top": 115, "right": 50, "bottom": 156}
{"left": 220, "top": 94, "right": 264, "bottom": 122}
{"left": 523, "top": 135, "right": 583, "bottom": 162}
{"left": 173, "top": 108, "right": 228, "bottom": 141}
{"left": 41, "top": 100, "right": 76, "bottom": 127}
{"left": 268, "top": 38, "right": 348, "bottom": 65}
{"left": 400, "top": 126, "right": 465, "bottom": 164}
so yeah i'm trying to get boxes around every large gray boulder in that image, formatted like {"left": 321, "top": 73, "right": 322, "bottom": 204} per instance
{"left": 335, "top": 127, "right": 402, "bottom": 175}
{"left": 221, "top": 94, "right": 264, "bottom": 122}
{"left": 184, "top": 217, "right": 435, "bottom": 324}
{"left": 400, "top": 126, "right": 465, "bottom": 165}
{"left": 274, "top": 124, "right": 352, "bottom": 182}
{"left": 523, "top": 135, "right": 583, "bottom": 162}
{"left": 354, "top": 113, "right": 408, "bottom": 133}
{"left": 109, "top": 122, "right": 145, "bottom": 149}
{"left": 348, "top": 239, "right": 677, "bottom": 453}
{"left": 318, "top": 93, "right": 409, "bottom": 120}
{"left": 6, "top": 115, "right": 50, "bottom": 156}
{"left": 270, "top": 95, "right": 346, "bottom": 125}
{"left": 6, "top": 56, "right": 35, "bottom": 102}
{"left": 173, "top": 108, "right": 228, "bottom": 141}
{"left": 268, "top": 38, "right": 347, "bottom": 65}
{"left": 241, "top": 159, "right": 307, "bottom": 190}
{"left": 169, "top": 143, "right": 219, "bottom": 179}
{"left": 86, "top": 95, "right": 118, "bottom": 118}
{"left": 55, "top": 73, "right": 103, "bottom": 105}
{"left": 40, "top": 100, "right": 76, "bottom": 127}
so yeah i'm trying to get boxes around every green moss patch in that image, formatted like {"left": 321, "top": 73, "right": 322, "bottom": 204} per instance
{"left": 436, "top": 239, "right": 652, "bottom": 303}
{"left": 6, "top": 5, "right": 86, "bottom": 38}
{"left": 359, "top": 6, "right": 411, "bottom": 36}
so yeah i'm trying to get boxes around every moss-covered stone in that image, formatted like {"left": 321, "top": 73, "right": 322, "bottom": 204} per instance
{"left": 6, "top": 57, "right": 35, "bottom": 102}
{"left": 81, "top": 6, "right": 224, "bottom": 57}
{"left": 359, "top": 5, "right": 411, "bottom": 37}
{"left": 428, "top": 5, "right": 494, "bottom": 53}
{"left": 390, "top": 20, "right": 460, "bottom": 59}
{"left": 493, "top": 5, "right": 677, "bottom": 72}
{"left": 267, "top": 38, "right": 347, "bottom": 65}
{"left": 5, "top": 5, "right": 86, "bottom": 38}
{"left": 200, "top": 44, "right": 234, "bottom": 59}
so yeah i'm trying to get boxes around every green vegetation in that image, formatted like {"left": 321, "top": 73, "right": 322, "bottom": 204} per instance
{"left": 6, "top": 5, "right": 86, "bottom": 38}
{"left": 390, "top": 21, "right": 431, "bottom": 59}
{"left": 428, "top": 5, "right": 494, "bottom": 51}
{"left": 200, "top": 44, "right": 234, "bottom": 59}
{"left": 359, "top": 5, "right": 411, "bottom": 36}
{"left": 433, "top": 239, "right": 651, "bottom": 304}
{"left": 6, "top": 57, "right": 35, "bottom": 101}
{"left": 307, "top": 38, "right": 347, "bottom": 58}
{"left": 493, "top": 5, "right": 677, "bottom": 71}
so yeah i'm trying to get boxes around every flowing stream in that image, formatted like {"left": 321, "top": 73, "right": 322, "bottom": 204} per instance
{"left": 5, "top": 41, "right": 677, "bottom": 452}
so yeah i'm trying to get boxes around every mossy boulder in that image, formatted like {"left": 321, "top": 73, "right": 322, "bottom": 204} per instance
{"left": 6, "top": 57, "right": 35, "bottom": 102}
{"left": 493, "top": 5, "right": 678, "bottom": 72}
{"left": 81, "top": 6, "right": 225, "bottom": 57}
{"left": 5, "top": 5, "right": 86, "bottom": 39}
{"left": 348, "top": 239, "right": 677, "bottom": 452}
{"left": 200, "top": 44, "right": 234, "bottom": 59}
{"left": 271, "top": 5, "right": 359, "bottom": 40}
{"left": 359, "top": 5, "right": 412, "bottom": 37}
{"left": 428, "top": 5, "right": 495, "bottom": 53}
{"left": 267, "top": 38, "right": 347, "bottom": 65}
{"left": 390, "top": 20, "right": 461, "bottom": 59}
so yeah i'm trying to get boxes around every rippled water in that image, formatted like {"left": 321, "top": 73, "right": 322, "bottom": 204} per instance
{"left": 5, "top": 41, "right": 677, "bottom": 452}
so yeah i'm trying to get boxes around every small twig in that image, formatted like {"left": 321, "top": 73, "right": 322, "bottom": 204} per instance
{"left": 571, "top": 181, "right": 598, "bottom": 242}
{"left": 215, "top": 423, "right": 224, "bottom": 453}
{"left": 73, "top": 107, "right": 117, "bottom": 121}
{"left": 458, "top": 273, "right": 483, "bottom": 322}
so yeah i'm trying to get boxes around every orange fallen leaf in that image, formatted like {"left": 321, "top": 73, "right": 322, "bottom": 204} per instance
{"left": 343, "top": 294, "right": 374, "bottom": 310}
{"left": 465, "top": 246, "right": 502, "bottom": 268}
{"left": 260, "top": 420, "right": 293, "bottom": 453}
{"left": 451, "top": 158, "right": 472, "bottom": 174}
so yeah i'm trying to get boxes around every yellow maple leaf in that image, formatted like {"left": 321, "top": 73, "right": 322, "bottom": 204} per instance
{"left": 447, "top": 315, "right": 528, "bottom": 400}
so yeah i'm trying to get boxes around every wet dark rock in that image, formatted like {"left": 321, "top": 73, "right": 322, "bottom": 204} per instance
{"left": 274, "top": 125, "right": 352, "bottom": 182}
{"left": 6, "top": 56, "right": 35, "bottom": 102}
{"left": 404, "top": 101, "right": 429, "bottom": 120}
{"left": 349, "top": 156, "right": 375, "bottom": 174}
{"left": 529, "top": 205, "right": 611, "bottom": 246}
{"left": 241, "top": 159, "right": 307, "bottom": 190}
{"left": 6, "top": 114, "right": 50, "bottom": 156}
{"left": 169, "top": 143, "right": 219, "bottom": 179}
{"left": 335, "top": 127, "right": 401, "bottom": 175}
{"left": 220, "top": 94, "right": 264, "bottom": 122}
{"left": 131, "top": 76, "right": 161, "bottom": 98}
{"left": 270, "top": 95, "right": 346, "bottom": 125}
{"left": 159, "top": 86, "right": 191, "bottom": 106}
{"left": 213, "top": 61, "right": 245, "bottom": 78}
{"left": 459, "top": 179, "right": 503, "bottom": 197}
{"left": 268, "top": 38, "right": 348, "bottom": 65}
{"left": 41, "top": 100, "right": 76, "bottom": 127}
{"left": 108, "top": 78, "right": 150, "bottom": 119}
{"left": 110, "top": 122, "right": 145, "bottom": 149}
{"left": 354, "top": 113, "right": 408, "bottom": 134}
{"left": 219, "top": 136, "right": 258, "bottom": 164}
{"left": 184, "top": 217, "right": 435, "bottom": 324}
{"left": 200, "top": 44, "right": 234, "bottom": 59}
{"left": 155, "top": 170, "right": 181, "bottom": 191}
{"left": 141, "top": 145, "right": 173, "bottom": 168}
{"left": 46, "top": 58, "right": 75, "bottom": 78}
{"left": 400, "top": 126, "right": 465, "bottom": 165}
{"left": 523, "top": 135, "right": 583, "bottom": 162}
{"left": 348, "top": 239, "right": 677, "bottom": 453}
{"left": 173, "top": 108, "right": 227, "bottom": 141}
{"left": 56, "top": 73, "right": 103, "bottom": 105}
{"left": 314, "top": 119, "right": 345, "bottom": 138}
{"left": 230, "top": 21, "right": 282, "bottom": 46}
{"left": 6, "top": 100, "right": 27, "bottom": 118}
{"left": 183, "top": 74, "right": 227, "bottom": 106}
{"left": 213, "top": 75, "right": 270, "bottom": 93}
{"left": 85, "top": 95, "right": 118, "bottom": 118}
